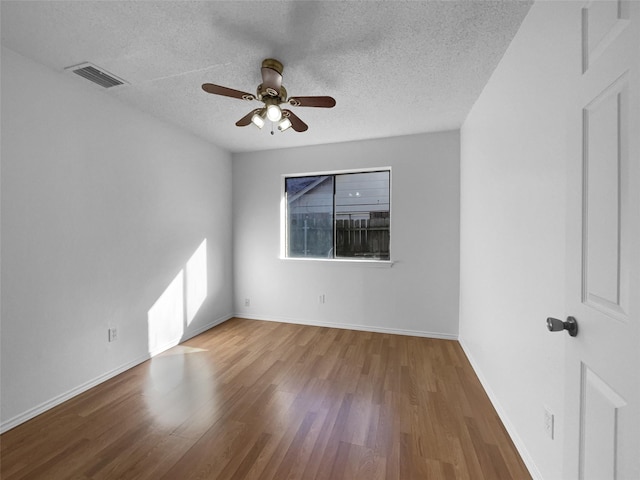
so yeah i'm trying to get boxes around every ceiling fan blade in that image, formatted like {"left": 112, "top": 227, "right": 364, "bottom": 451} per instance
{"left": 288, "top": 96, "right": 336, "bottom": 108}
{"left": 235, "top": 109, "right": 261, "bottom": 127}
{"left": 282, "top": 109, "right": 308, "bottom": 132}
{"left": 202, "top": 83, "right": 255, "bottom": 101}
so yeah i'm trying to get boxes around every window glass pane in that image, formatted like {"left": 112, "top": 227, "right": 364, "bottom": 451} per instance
{"left": 286, "top": 175, "right": 334, "bottom": 258}
{"left": 335, "top": 171, "right": 390, "bottom": 260}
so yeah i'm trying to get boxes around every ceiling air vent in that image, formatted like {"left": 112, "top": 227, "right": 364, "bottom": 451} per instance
{"left": 64, "top": 62, "right": 127, "bottom": 89}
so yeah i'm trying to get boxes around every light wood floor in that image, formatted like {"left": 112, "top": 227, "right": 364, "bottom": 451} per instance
{"left": 1, "top": 318, "right": 531, "bottom": 479}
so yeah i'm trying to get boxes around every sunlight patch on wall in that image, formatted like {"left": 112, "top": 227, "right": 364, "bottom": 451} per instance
{"left": 147, "top": 270, "right": 184, "bottom": 357}
{"left": 186, "top": 239, "right": 207, "bottom": 325}
{"left": 147, "top": 238, "right": 209, "bottom": 357}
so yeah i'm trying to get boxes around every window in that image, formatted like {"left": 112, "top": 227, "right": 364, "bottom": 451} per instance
{"left": 284, "top": 170, "right": 390, "bottom": 261}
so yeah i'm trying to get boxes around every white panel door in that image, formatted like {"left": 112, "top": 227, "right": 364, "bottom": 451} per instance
{"left": 564, "top": 1, "right": 639, "bottom": 479}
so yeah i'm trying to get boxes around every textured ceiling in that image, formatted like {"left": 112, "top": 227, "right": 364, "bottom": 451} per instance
{"left": 1, "top": 1, "right": 532, "bottom": 153}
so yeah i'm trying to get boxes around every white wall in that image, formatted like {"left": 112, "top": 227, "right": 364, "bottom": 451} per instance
{"left": 460, "top": 2, "right": 580, "bottom": 479}
{"left": 233, "top": 132, "right": 460, "bottom": 338}
{"left": 0, "top": 47, "right": 234, "bottom": 430}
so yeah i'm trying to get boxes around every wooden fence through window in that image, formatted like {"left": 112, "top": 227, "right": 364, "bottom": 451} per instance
{"left": 335, "top": 213, "right": 390, "bottom": 259}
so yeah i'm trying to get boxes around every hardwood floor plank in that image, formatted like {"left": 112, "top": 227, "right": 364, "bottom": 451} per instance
{"left": 158, "top": 419, "right": 247, "bottom": 480}
{"left": 169, "top": 382, "right": 247, "bottom": 441}
{"left": 326, "top": 440, "right": 352, "bottom": 480}
{"left": 298, "top": 400, "right": 346, "bottom": 480}
{"left": 1, "top": 318, "right": 532, "bottom": 479}
{"left": 227, "top": 391, "right": 301, "bottom": 480}
{"left": 270, "top": 411, "right": 317, "bottom": 479}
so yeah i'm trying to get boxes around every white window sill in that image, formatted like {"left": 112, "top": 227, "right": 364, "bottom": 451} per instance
{"left": 280, "top": 257, "right": 394, "bottom": 268}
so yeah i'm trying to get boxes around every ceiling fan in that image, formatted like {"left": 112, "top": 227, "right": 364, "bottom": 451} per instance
{"left": 202, "top": 59, "right": 336, "bottom": 133}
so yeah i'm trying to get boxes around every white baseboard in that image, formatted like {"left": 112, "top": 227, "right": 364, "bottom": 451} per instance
{"left": 235, "top": 312, "right": 459, "bottom": 340}
{"left": 188, "top": 314, "right": 232, "bottom": 337}
{"left": 0, "top": 352, "right": 150, "bottom": 434}
{"left": 458, "top": 337, "right": 543, "bottom": 480}
{"left": 0, "top": 313, "right": 233, "bottom": 434}
{"left": 148, "top": 313, "right": 232, "bottom": 357}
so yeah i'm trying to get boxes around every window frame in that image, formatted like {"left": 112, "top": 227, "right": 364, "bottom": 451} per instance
{"left": 281, "top": 167, "right": 393, "bottom": 266}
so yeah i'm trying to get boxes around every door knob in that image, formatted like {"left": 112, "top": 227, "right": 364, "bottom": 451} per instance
{"left": 547, "top": 316, "right": 578, "bottom": 337}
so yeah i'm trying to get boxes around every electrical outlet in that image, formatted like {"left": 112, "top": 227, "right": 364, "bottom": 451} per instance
{"left": 319, "top": 294, "right": 326, "bottom": 304}
{"left": 108, "top": 327, "right": 118, "bottom": 343}
{"left": 544, "top": 407, "right": 554, "bottom": 439}
{"left": 244, "top": 298, "right": 250, "bottom": 307}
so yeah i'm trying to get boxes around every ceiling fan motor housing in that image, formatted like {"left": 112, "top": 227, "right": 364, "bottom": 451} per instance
{"left": 261, "top": 58, "right": 283, "bottom": 75}
{"left": 259, "top": 58, "right": 285, "bottom": 101}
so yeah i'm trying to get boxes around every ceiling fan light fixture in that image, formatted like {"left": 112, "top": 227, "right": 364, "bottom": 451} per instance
{"left": 266, "top": 104, "right": 282, "bottom": 122}
{"left": 278, "top": 117, "right": 292, "bottom": 132}
{"left": 251, "top": 109, "right": 266, "bottom": 129}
